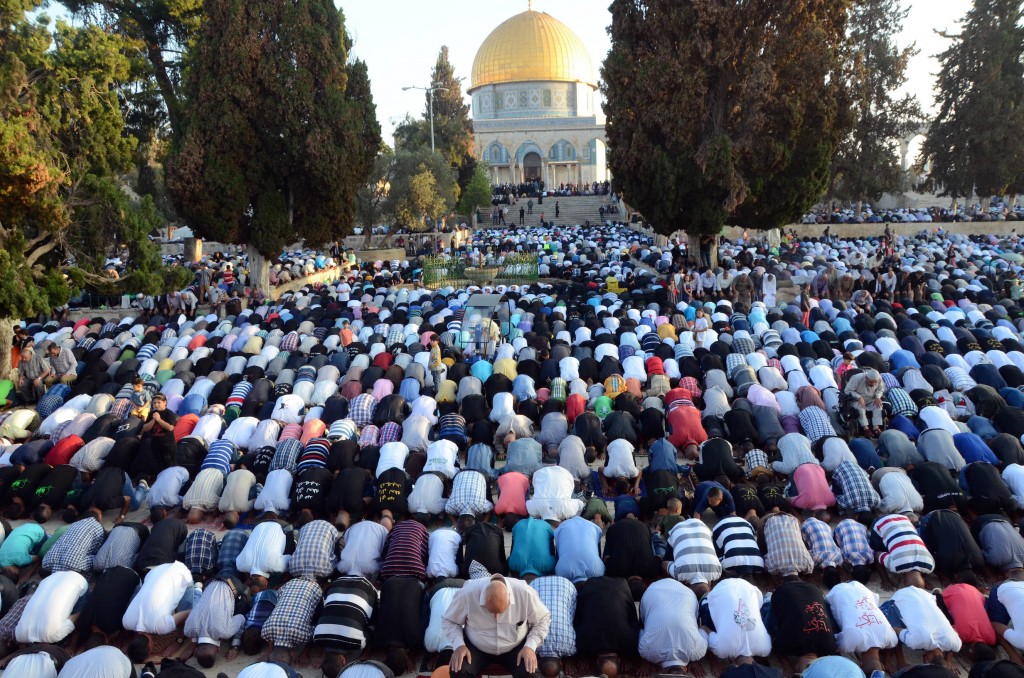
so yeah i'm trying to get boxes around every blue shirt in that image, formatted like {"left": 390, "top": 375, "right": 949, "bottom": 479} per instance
{"left": 647, "top": 438, "right": 684, "bottom": 473}
{"left": 509, "top": 517, "right": 556, "bottom": 577}
{"left": 553, "top": 517, "right": 605, "bottom": 583}
{"left": 692, "top": 481, "right": 735, "bottom": 516}
{"left": 801, "top": 655, "right": 866, "bottom": 678}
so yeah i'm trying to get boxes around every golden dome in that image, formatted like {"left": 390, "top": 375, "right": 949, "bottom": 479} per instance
{"left": 470, "top": 10, "right": 597, "bottom": 91}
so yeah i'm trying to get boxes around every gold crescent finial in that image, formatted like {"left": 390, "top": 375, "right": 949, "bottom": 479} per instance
{"left": 528, "top": 0, "right": 533, "bottom": 10}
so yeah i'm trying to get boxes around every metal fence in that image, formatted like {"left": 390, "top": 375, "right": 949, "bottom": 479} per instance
{"left": 420, "top": 254, "right": 539, "bottom": 289}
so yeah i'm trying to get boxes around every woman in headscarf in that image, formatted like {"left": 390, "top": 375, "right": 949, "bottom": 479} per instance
{"left": 762, "top": 272, "right": 777, "bottom": 307}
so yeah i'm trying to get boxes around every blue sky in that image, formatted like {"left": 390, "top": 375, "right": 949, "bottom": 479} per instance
{"left": 338, "top": 0, "right": 973, "bottom": 142}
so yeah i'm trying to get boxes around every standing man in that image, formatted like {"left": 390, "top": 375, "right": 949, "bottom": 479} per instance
{"left": 519, "top": 206, "right": 526, "bottom": 225}
{"left": 198, "top": 264, "right": 211, "bottom": 308}
{"left": 555, "top": 201, "right": 560, "bottom": 220}
{"left": 429, "top": 335, "right": 444, "bottom": 393}
{"left": 443, "top": 573, "right": 551, "bottom": 678}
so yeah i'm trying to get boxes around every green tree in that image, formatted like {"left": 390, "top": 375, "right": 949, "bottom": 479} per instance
{"left": 602, "top": 0, "right": 850, "bottom": 263}
{"left": 165, "top": 0, "right": 380, "bottom": 291}
{"left": 921, "top": 0, "right": 1024, "bottom": 209}
{"left": 394, "top": 46, "right": 477, "bottom": 195}
{"left": 831, "top": 0, "right": 923, "bottom": 212}
{"left": 458, "top": 163, "right": 492, "bottom": 219}
{"left": 0, "top": 1, "right": 182, "bottom": 376}
{"left": 384, "top": 148, "right": 459, "bottom": 237}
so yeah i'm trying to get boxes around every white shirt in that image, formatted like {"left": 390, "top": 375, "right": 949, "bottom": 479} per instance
{"left": 122, "top": 561, "right": 193, "bottom": 634}
{"left": 192, "top": 413, "right": 224, "bottom": 445}
{"left": 559, "top": 357, "right": 580, "bottom": 382}
{"left": 700, "top": 577, "right": 771, "bottom": 659}
{"left": 56, "top": 646, "right": 133, "bottom": 678}
{"left": 5, "top": 651, "right": 58, "bottom": 678}
{"left": 1004, "top": 464, "right": 1024, "bottom": 508}
{"left": 254, "top": 468, "right": 292, "bottom": 514}
{"left": 15, "top": 570, "right": 87, "bottom": 643}
{"left": 337, "top": 521, "right": 388, "bottom": 578}
{"left": 526, "top": 466, "right": 583, "bottom": 521}
{"left": 603, "top": 439, "right": 638, "bottom": 478}
{"left": 235, "top": 521, "right": 290, "bottom": 578}
{"left": 826, "top": 581, "right": 898, "bottom": 654}
{"left": 423, "top": 440, "right": 459, "bottom": 479}
{"left": 400, "top": 417, "right": 432, "bottom": 453}
{"left": 147, "top": 466, "right": 190, "bottom": 508}
{"left": 223, "top": 416, "right": 259, "bottom": 448}
{"left": 998, "top": 580, "right": 1024, "bottom": 650}
{"left": 427, "top": 528, "right": 461, "bottom": 579}
{"left": 878, "top": 470, "right": 924, "bottom": 514}
{"left": 408, "top": 472, "right": 447, "bottom": 515}
{"left": 892, "top": 585, "right": 961, "bottom": 652}
{"left": 919, "top": 406, "right": 961, "bottom": 437}
{"left": 639, "top": 579, "right": 707, "bottom": 667}
{"left": 376, "top": 442, "right": 410, "bottom": 478}
{"left": 219, "top": 469, "right": 257, "bottom": 513}
{"left": 425, "top": 585, "right": 461, "bottom": 652}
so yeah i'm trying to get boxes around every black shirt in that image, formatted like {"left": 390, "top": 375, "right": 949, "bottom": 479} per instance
{"left": 603, "top": 519, "right": 662, "bottom": 579}
{"left": 135, "top": 518, "right": 187, "bottom": 571}
{"left": 373, "top": 467, "right": 412, "bottom": 518}
{"left": 604, "top": 411, "right": 638, "bottom": 445}
{"left": 328, "top": 468, "right": 371, "bottom": 517}
{"left": 374, "top": 576, "right": 424, "bottom": 649}
{"left": 145, "top": 409, "right": 178, "bottom": 453}
{"left": 573, "top": 412, "right": 607, "bottom": 449}
{"left": 76, "top": 565, "right": 140, "bottom": 634}
{"left": 457, "top": 522, "right": 508, "bottom": 579}
{"left": 32, "top": 464, "right": 78, "bottom": 509}
{"left": 694, "top": 438, "right": 742, "bottom": 483}
{"left": 920, "top": 509, "right": 984, "bottom": 575}
{"left": 292, "top": 467, "right": 334, "bottom": 514}
{"left": 78, "top": 466, "right": 126, "bottom": 512}
{"left": 768, "top": 581, "right": 838, "bottom": 657}
{"left": 911, "top": 462, "right": 965, "bottom": 512}
{"left": 574, "top": 577, "right": 639, "bottom": 656}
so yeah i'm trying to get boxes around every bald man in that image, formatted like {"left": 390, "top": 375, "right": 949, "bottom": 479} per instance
{"left": 441, "top": 573, "right": 551, "bottom": 678}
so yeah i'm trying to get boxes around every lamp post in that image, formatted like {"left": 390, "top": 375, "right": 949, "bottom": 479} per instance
{"left": 403, "top": 84, "right": 449, "bottom": 153}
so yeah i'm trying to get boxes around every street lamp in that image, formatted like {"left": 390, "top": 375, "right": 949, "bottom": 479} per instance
{"left": 403, "top": 84, "right": 449, "bottom": 153}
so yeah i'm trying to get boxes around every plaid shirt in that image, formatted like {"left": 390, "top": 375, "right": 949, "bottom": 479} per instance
{"left": 832, "top": 460, "right": 880, "bottom": 513}
{"left": 270, "top": 438, "right": 302, "bottom": 473}
{"left": 261, "top": 577, "right": 322, "bottom": 648}
{"left": 184, "top": 528, "right": 220, "bottom": 577}
{"left": 358, "top": 425, "right": 380, "bottom": 447}
{"left": 604, "top": 374, "right": 626, "bottom": 398}
{"left": 744, "top": 448, "right": 770, "bottom": 478}
{"left": 290, "top": 520, "right": 339, "bottom": 579}
{"left": 379, "top": 422, "right": 402, "bottom": 445}
{"left": 0, "top": 595, "right": 31, "bottom": 641}
{"left": 679, "top": 376, "right": 702, "bottom": 398}
{"left": 530, "top": 576, "right": 577, "bottom": 657}
{"left": 801, "top": 517, "right": 842, "bottom": 568}
{"left": 445, "top": 470, "right": 493, "bottom": 516}
{"left": 280, "top": 332, "right": 300, "bottom": 352}
{"left": 42, "top": 517, "right": 106, "bottom": 575}
{"left": 245, "top": 589, "right": 278, "bottom": 630}
{"left": 386, "top": 326, "right": 405, "bottom": 347}
{"left": 349, "top": 393, "right": 377, "bottom": 428}
{"left": 48, "top": 347, "right": 76, "bottom": 377}
{"left": 93, "top": 524, "right": 144, "bottom": 572}
{"left": 799, "top": 406, "right": 836, "bottom": 444}
{"left": 886, "top": 388, "right": 918, "bottom": 417}
{"left": 763, "top": 513, "right": 814, "bottom": 576}
{"left": 833, "top": 519, "right": 874, "bottom": 567}
{"left": 108, "top": 397, "right": 134, "bottom": 422}
{"left": 217, "top": 530, "right": 250, "bottom": 576}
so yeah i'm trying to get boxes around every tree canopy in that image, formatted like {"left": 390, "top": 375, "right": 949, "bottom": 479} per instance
{"left": 831, "top": 0, "right": 923, "bottom": 208}
{"left": 394, "top": 46, "right": 477, "bottom": 196}
{"left": 165, "top": 0, "right": 379, "bottom": 289}
{"left": 602, "top": 0, "right": 851, "bottom": 244}
{"left": 921, "top": 0, "right": 1024, "bottom": 203}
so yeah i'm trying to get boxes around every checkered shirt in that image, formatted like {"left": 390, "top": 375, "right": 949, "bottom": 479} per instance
{"left": 379, "top": 422, "right": 402, "bottom": 445}
{"left": 270, "top": 438, "right": 302, "bottom": 473}
{"left": 217, "top": 529, "right": 250, "bottom": 575}
{"left": 763, "top": 513, "right": 814, "bottom": 576}
{"left": 444, "top": 470, "right": 493, "bottom": 516}
{"left": 75, "top": 336, "right": 96, "bottom": 351}
{"left": 328, "top": 419, "right": 358, "bottom": 441}
{"left": 184, "top": 528, "right": 220, "bottom": 577}
{"left": 530, "top": 576, "right": 577, "bottom": 658}
{"left": 833, "top": 519, "right": 873, "bottom": 567}
{"left": 832, "top": 460, "right": 880, "bottom": 513}
{"left": 732, "top": 335, "right": 757, "bottom": 355}
{"left": 290, "top": 520, "right": 339, "bottom": 579}
{"left": 387, "top": 326, "right": 405, "bottom": 347}
{"left": 37, "top": 391, "right": 65, "bottom": 419}
{"left": 261, "top": 577, "right": 322, "bottom": 648}
{"left": 801, "top": 517, "right": 842, "bottom": 568}
{"left": 246, "top": 589, "right": 278, "bottom": 630}
{"left": 604, "top": 374, "right": 626, "bottom": 398}
{"left": 93, "top": 524, "right": 143, "bottom": 572}
{"left": 744, "top": 448, "right": 770, "bottom": 478}
{"left": 680, "top": 376, "right": 702, "bottom": 398}
{"left": 886, "top": 388, "right": 918, "bottom": 417}
{"left": 349, "top": 393, "right": 377, "bottom": 428}
{"left": 280, "top": 332, "right": 300, "bottom": 352}
{"left": 0, "top": 595, "right": 31, "bottom": 641}
{"left": 799, "top": 406, "right": 836, "bottom": 444}
{"left": 108, "top": 398, "right": 134, "bottom": 422}
{"left": 358, "top": 425, "right": 380, "bottom": 447}
{"left": 880, "top": 372, "right": 900, "bottom": 390}
{"left": 42, "top": 517, "right": 106, "bottom": 575}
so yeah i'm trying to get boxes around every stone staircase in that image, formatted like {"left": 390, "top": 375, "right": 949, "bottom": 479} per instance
{"left": 501, "top": 194, "right": 619, "bottom": 228}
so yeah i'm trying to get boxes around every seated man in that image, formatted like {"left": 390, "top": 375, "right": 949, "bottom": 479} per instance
{"left": 574, "top": 576, "right": 640, "bottom": 678}
{"left": 845, "top": 368, "right": 885, "bottom": 436}
{"left": 442, "top": 574, "right": 551, "bottom": 678}
{"left": 639, "top": 578, "right": 707, "bottom": 675}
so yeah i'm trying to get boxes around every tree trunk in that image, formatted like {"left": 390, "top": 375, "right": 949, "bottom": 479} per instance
{"left": 855, "top": 199, "right": 863, "bottom": 216}
{"left": 0, "top": 318, "right": 15, "bottom": 383}
{"left": 248, "top": 247, "right": 271, "bottom": 296}
{"left": 687, "top": 232, "right": 720, "bottom": 270}
{"left": 981, "top": 195, "right": 991, "bottom": 213}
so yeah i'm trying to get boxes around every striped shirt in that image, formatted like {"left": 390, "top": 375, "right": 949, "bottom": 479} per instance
{"left": 712, "top": 516, "right": 765, "bottom": 572}
{"left": 873, "top": 514, "right": 935, "bottom": 574}
{"left": 328, "top": 419, "right": 358, "bottom": 441}
{"left": 201, "top": 440, "right": 237, "bottom": 478}
{"left": 295, "top": 438, "right": 331, "bottom": 474}
{"left": 379, "top": 519, "right": 429, "bottom": 580}
{"left": 834, "top": 519, "right": 874, "bottom": 567}
{"left": 313, "top": 576, "right": 378, "bottom": 652}
{"left": 667, "top": 519, "right": 722, "bottom": 585}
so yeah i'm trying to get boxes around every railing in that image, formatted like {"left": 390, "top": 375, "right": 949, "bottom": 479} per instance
{"left": 421, "top": 256, "right": 467, "bottom": 289}
{"left": 420, "top": 253, "right": 539, "bottom": 289}
{"left": 498, "top": 253, "right": 539, "bottom": 284}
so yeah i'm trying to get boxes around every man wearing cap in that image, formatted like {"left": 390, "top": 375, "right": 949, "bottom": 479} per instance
{"left": 443, "top": 573, "right": 551, "bottom": 678}
{"left": 844, "top": 368, "right": 886, "bottom": 437}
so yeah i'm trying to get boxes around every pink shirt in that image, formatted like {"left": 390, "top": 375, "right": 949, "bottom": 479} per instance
{"left": 942, "top": 583, "right": 996, "bottom": 645}
{"left": 494, "top": 472, "right": 530, "bottom": 516}
{"left": 791, "top": 463, "right": 836, "bottom": 511}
